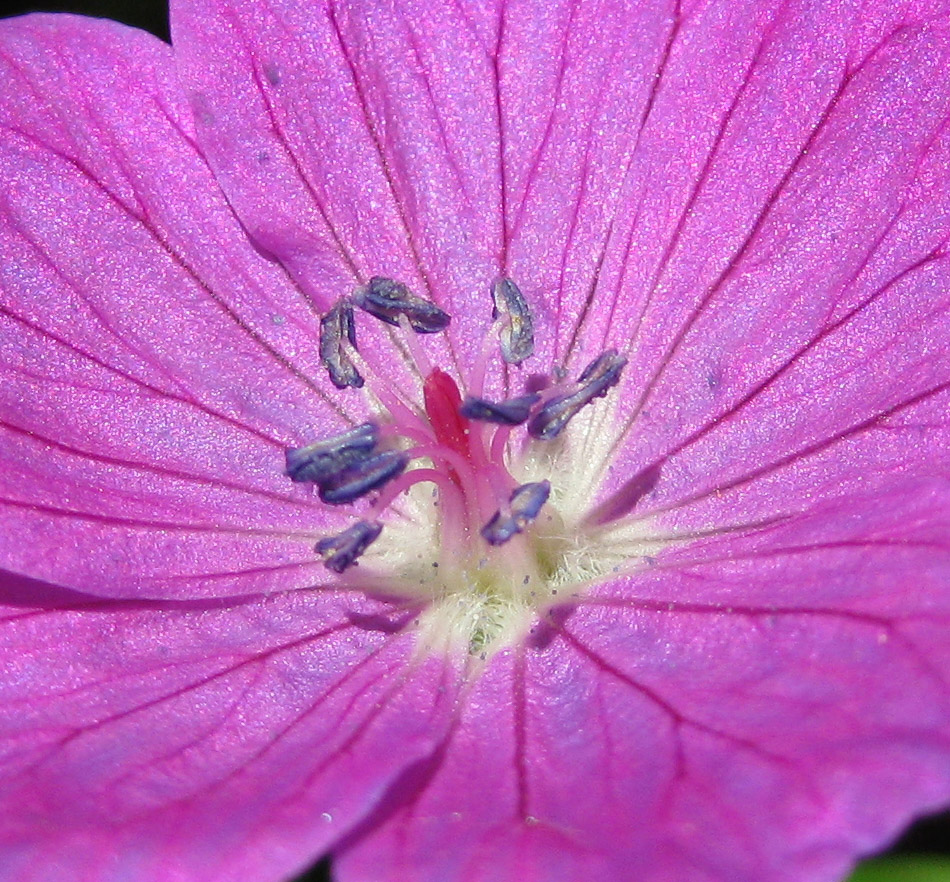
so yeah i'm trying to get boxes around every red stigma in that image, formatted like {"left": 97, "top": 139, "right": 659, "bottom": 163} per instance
{"left": 423, "top": 368, "right": 470, "bottom": 459}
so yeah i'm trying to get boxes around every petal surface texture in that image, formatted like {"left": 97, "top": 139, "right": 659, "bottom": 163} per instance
{"left": 0, "top": 14, "right": 363, "bottom": 599}
{"left": 0, "top": 570, "right": 460, "bottom": 881}
{"left": 316, "top": 0, "right": 950, "bottom": 876}
{"left": 1, "top": 0, "right": 949, "bottom": 881}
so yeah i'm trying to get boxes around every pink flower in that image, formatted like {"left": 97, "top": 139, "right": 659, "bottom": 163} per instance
{"left": 2, "top": 1, "right": 950, "bottom": 880}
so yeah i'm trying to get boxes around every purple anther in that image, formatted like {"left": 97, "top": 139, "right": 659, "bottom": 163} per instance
{"left": 527, "top": 350, "right": 627, "bottom": 440}
{"left": 481, "top": 480, "right": 551, "bottom": 545}
{"left": 526, "top": 391, "right": 584, "bottom": 440}
{"left": 491, "top": 277, "right": 534, "bottom": 364}
{"left": 577, "top": 349, "right": 626, "bottom": 399}
{"left": 319, "top": 301, "right": 363, "bottom": 389}
{"left": 353, "top": 276, "right": 450, "bottom": 333}
{"left": 316, "top": 520, "right": 383, "bottom": 573}
{"left": 459, "top": 393, "right": 540, "bottom": 426}
{"left": 285, "top": 422, "right": 378, "bottom": 483}
{"left": 318, "top": 449, "right": 409, "bottom": 505}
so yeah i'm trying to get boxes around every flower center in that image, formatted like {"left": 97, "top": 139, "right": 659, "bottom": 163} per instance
{"left": 287, "top": 277, "right": 660, "bottom": 656}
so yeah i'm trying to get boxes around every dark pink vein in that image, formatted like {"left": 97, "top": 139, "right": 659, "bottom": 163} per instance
{"left": 620, "top": 20, "right": 912, "bottom": 445}
{"left": 620, "top": 4, "right": 785, "bottom": 365}
{"left": 490, "top": 1, "right": 511, "bottom": 271}
{"left": 325, "top": 1, "right": 436, "bottom": 299}
{"left": 593, "top": 245, "right": 948, "bottom": 525}
{"left": 506, "top": 0, "right": 578, "bottom": 243}
{"left": 0, "top": 303, "right": 285, "bottom": 448}
{"left": 0, "top": 417, "right": 321, "bottom": 512}
{"left": 2, "top": 120, "right": 340, "bottom": 415}
{"left": 643, "top": 378, "right": 950, "bottom": 519}
{"left": 571, "top": 0, "right": 683, "bottom": 355}
{"left": 0, "top": 496, "right": 315, "bottom": 539}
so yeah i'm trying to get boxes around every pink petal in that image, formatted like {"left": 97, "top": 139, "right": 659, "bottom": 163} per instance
{"left": 170, "top": 0, "right": 678, "bottom": 375}
{"left": 171, "top": 0, "right": 482, "bottom": 373}
{"left": 0, "top": 569, "right": 460, "bottom": 882}
{"left": 3, "top": 2, "right": 950, "bottom": 882}
{"left": 585, "top": 2, "right": 950, "bottom": 528}
{"left": 337, "top": 540, "right": 950, "bottom": 882}
{"left": 0, "top": 15, "right": 364, "bottom": 599}
{"left": 320, "top": 3, "right": 950, "bottom": 880}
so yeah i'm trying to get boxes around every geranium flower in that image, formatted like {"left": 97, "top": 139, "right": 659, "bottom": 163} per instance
{"left": 1, "top": 1, "right": 949, "bottom": 880}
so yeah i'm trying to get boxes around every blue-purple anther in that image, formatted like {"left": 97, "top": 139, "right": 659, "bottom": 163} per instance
{"left": 284, "top": 423, "right": 407, "bottom": 505}
{"left": 317, "top": 449, "right": 409, "bottom": 505}
{"left": 481, "top": 481, "right": 552, "bottom": 546}
{"left": 491, "top": 277, "right": 534, "bottom": 365}
{"left": 319, "top": 301, "right": 362, "bottom": 389}
{"left": 353, "top": 276, "right": 450, "bottom": 333}
{"left": 460, "top": 393, "right": 540, "bottom": 426}
{"left": 527, "top": 349, "right": 627, "bottom": 440}
{"left": 316, "top": 521, "right": 383, "bottom": 573}
{"left": 285, "top": 422, "right": 407, "bottom": 570}
{"left": 285, "top": 422, "right": 379, "bottom": 484}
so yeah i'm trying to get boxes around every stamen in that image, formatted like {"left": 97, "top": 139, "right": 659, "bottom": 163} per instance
{"left": 481, "top": 480, "right": 551, "bottom": 545}
{"left": 353, "top": 276, "right": 450, "bottom": 334}
{"left": 489, "top": 423, "right": 513, "bottom": 466}
{"left": 292, "top": 273, "right": 629, "bottom": 619}
{"left": 316, "top": 520, "right": 383, "bottom": 572}
{"left": 527, "top": 349, "right": 626, "bottom": 440}
{"left": 285, "top": 422, "right": 379, "bottom": 483}
{"left": 319, "top": 301, "right": 363, "bottom": 389}
{"left": 491, "top": 277, "right": 534, "bottom": 365}
{"left": 459, "top": 393, "right": 540, "bottom": 426}
{"left": 345, "top": 346, "right": 432, "bottom": 438}
{"left": 577, "top": 349, "right": 627, "bottom": 395}
{"left": 372, "top": 465, "right": 466, "bottom": 522}
{"left": 318, "top": 449, "right": 410, "bottom": 505}
{"left": 406, "top": 441, "right": 495, "bottom": 532}
{"left": 395, "top": 313, "right": 433, "bottom": 378}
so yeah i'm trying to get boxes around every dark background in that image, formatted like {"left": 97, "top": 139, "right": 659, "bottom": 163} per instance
{"left": 3, "top": 0, "right": 948, "bottom": 879}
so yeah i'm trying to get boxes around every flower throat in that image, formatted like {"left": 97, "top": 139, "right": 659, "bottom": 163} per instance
{"left": 286, "top": 276, "right": 632, "bottom": 654}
